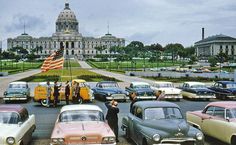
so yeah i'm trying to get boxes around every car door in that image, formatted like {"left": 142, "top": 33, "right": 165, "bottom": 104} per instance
{"left": 182, "top": 83, "right": 190, "bottom": 97}
{"left": 132, "top": 107, "right": 143, "bottom": 145}
{"left": 201, "top": 106, "right": 226, "bottom": 140}
{"left": 128, "top": 106, "right": 137, "bottom": 140}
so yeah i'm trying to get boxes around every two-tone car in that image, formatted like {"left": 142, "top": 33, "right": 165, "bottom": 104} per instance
{"left": 122, "top": 101, "right": 204, "bottom": 145}
{"left": 125, "top": 82, "right": 156, "bottom": 100}
{"left": 0, "top": 105, "right": 36, "bottom": 145}
{"left": 181, "top": 82, "right": 216, "bottom": 101}
{"left": 3, "top": 82, "right": 30, "bottom": 103}
{"left": 150, "top": 81, "right": 182, "bottom": 101}
{"left": 50, "top": 104, "right": 116, "bottom": 145}
{"left": 186, "top": 101, "right": 236, "bottom": 145}
{"left": 209, "top": 81, "right": 236, "bottom": 99}
{"left": 92, "top": 81, "right": 129, "bottom": 101}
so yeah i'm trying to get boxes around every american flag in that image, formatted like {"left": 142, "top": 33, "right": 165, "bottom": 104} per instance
{"left": 41, "top": 47, "right": 64, "bottom": 72}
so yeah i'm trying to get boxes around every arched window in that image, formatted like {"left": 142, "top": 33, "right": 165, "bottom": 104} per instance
{"left": 71, "top": 42, "right": 74, "bottom": 48}
{"left": 72, "top": 50, "right": 74, "bottom": 55}
{"left": 66, "top": 50, "right": 69, "bottom": 55}
{"left": 66, "top": 42, "right": 69, "bottom": 49}
{"left": 60, "top": 42, "right": 64, "bottom": 48}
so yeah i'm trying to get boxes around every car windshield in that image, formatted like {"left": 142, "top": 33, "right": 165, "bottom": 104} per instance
{"left": 100, "top": 83, "right": 118, "bottom": 88}
{"left": 226, "top": 84, "right": 236, "bottom": 89}
{"left": 227, "top": 108, "right": 236, "bottom": 119}
{"left": 9, "top": 84, "right": 26, "bottom": 89}
{"left": 59, "top": 110, "right": 104, "bottom": 122}
{"left": 134, "top": 85, "right": 150, "bottom": 89}
{"left": 155, "top": 83, "right": 173, "bottom": 88}
{"left": 0, "top": 112, "right": 20, "bottom": 124}
{"left": 144, "top": 107, "right": 183, "bottom": 120}
{"left": 190, "top": 84, "right": 206, "bottom": 88}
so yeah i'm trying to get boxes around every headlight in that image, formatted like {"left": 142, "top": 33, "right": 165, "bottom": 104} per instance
{"left": 4, "top": 91, "right": 7, "bottom": 95}
{"left": 126, "top": 92, "right": 129, "bottom": 95}
{"left": 23, "top": 92, "right": 27, "bottom": 95}
{"left": 52, "top": 138, "right": 65, "bottom": 143}
{"left": 196, "top": 132, "right": 203, "bottom": 140}
{"left": 6, "top": 137, "right": 15, "bottom": 145}
{"left": 153, "top": 134, "right": 161, "bottom": 142}
{"left": 102, "top": 137, "right": 116, "bottom": 144}
{"left": 107, "top": 92, "right": 111, "bottom": 96}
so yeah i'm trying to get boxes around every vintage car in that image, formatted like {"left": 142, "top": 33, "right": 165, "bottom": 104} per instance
{"left": 92, "top": 81, "right": 129, "bottom": 101}
{"left": 121, "top": 101, "right": 204, "bottom": 145}
{"left": 181, "top": 82, "right": 216, "bottom": 100}
{"left": 0, "top": 105, "right": 36, "bottom": 145}
{"left": 3, "top": 82, "right": 30, "bottom": 103}
{"left": 209, "top": 81, "right": 236, "bottom": 99}
{"left": 125, "top": 82, "right": 156, "bottom": 100}
{"left": 186, "top": 101, "right": 236, "bottom": 145}
{"left": 50, "top": 104, "right": 116, "bottom": 145}
{"left": 150, "top": 81, "right": 182, "bottom": 101}
{"left": 34, "top": 79, "right": 94, "bottom": 106}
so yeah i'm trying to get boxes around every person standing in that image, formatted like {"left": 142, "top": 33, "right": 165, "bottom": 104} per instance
{"left": 65, "top": 81, "right": 70, "bottom": 105}
{"left": 130, "top": 92, "right": 138, "bottom": 112}
{"left": 46, "top": 81, "right": 52, "bottom": 107}
{"left": 53, "top": 81, "right": 61, "bottom": 107}
{"left": 156, "top": 90, "right": 165, "bottom": 101}
{"left": 105, "top": 100, "right": 119, "bottom": 142}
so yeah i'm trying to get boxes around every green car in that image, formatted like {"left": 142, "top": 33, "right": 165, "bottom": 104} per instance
{"left": 3, "top": 81, "right": 30, "bottom": 103}
{"left": 122, "top": 101, "right": 204, "bottom": 145}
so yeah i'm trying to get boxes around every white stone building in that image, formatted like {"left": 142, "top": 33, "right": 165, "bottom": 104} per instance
{"left": 7, "top": 2, "right": 125, "bottom": 59}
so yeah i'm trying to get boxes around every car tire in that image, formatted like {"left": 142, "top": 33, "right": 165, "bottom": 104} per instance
{"left": 78, "top": 97, "right": 83, "bottom": 104}
{"left": 4, "top": 100, "right": 9, "bottom": 104}
{"left": 40, "top": 99, "right": 48, "bottom": 107}
{"left": 176, "top": 98, "right": 180, "bottom": 101}
{"left": 231, "top": 135, "right": 236, "bottom": 145}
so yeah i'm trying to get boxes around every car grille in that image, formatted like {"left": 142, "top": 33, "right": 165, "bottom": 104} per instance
{"left": 111, "top": 94, "right": 126, "bottom": 99}
{"left": 67, "top": 135, "right": 101, "bottom": 144}
{"left": 161, "top": 138, "right": 196, "bottom": 145}
{"left": 138, "top": 92, "right": 154, "bottom": 96}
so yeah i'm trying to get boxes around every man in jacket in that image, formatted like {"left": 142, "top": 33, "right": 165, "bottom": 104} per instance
{"left": 53, "top": 81, "right": 61, "bottom": 107}
{"left": 105, "top": 100, "right": 119, "bottom": 142}
{"left": 46, "top": 81, "right": 52, "bottom": 107}
{"left": 65, "top": 81, "right": 70, "bottom": 105}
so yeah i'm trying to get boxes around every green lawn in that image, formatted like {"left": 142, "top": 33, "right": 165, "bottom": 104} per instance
{"left": 64, "top": 59, "right": 81, "bottom": 68}
{"left": 19, "top": 68, "right": 120, "bottom": 82}
{"left": 87, "top": 60, "right": 183, "bottom": 70}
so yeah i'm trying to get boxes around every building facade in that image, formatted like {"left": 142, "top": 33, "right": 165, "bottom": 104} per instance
{"left": 7, "top": 2, "right": 125, "bottom": 59}
{"left": 195, "top": 34, "right": 236, "bottom": 59}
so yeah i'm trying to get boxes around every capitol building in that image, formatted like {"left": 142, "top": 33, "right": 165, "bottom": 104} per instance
{"left": 7, "top": 2, "right": 125, "bottom": 59}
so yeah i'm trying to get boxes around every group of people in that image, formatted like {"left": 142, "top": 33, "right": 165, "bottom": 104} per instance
{"left": 105, "top": 90, "right": 165, "bottom": 142}
{"left": 45, "top": 80, "right": 81, "bottom": 107}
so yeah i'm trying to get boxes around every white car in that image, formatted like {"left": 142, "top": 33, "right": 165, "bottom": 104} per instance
{"left": 151, "top": 81, "right": 182, "bottom": 101}
{"left": 0, "top": 105, "right": 36, "bottom": 145}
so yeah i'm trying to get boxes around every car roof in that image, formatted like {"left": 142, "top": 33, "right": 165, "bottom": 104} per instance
{"left": 131, "top": 82, "right": 150, "bottom": 86}
{"left": 60, "top": 105, "right": 103, "bottom": 113}
{"left": 9, "top": 81, "right": 27, "bottom": 85}
{"left": 184, "top": 82, "right": 205, "bottom": 86}
{"left": 216, "top": 81, "right": 236, "bottom": 84}
{"left": 153, "top": 81, "right": 173, "bottom": 84}
{"left": 0, "top": 105, "right": 24, "bottom": 113}
{"left": 98, "top": 81, "right": 117, "bottom": 84}
{"left": 207, "top": 101, "right": 236, "bottom": 109}
{"left": 134, "top": 101, "right": 180, "bottom": 109}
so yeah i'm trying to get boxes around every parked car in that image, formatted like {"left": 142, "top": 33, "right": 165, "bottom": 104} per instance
{"left": 3, "top": 82, "right": 30, "bottom": 103}
{"left": 0, "top": 105, "right": 36, "bottom": 145}
{"left": 150, "top": 81, "right": 182, "bottom": 101}
{"left": 121, "top": 101, "right": 204, "bottom": 145}
{"left": 181, "top": 82, "right": 216, "bottom": 100}
{"left": 125, "top": 82, "right": 156, "bottom": 100}
{"left": 92, "top": 81, "right": 129, "bottom": 101}
{"left": 186, "top": 101, "right": 236, "bottom": 145}
{"left": 209, "top": 81, "right": 236, "bottom": 99}
{"left": 50, "top": 104, "right": 116, "bottom": 145}
{"left": 34, "top": 79, "right": 94, "bottom": 106}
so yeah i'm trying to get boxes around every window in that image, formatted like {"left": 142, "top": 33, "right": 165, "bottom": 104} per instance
{"left": 72, "top": 50, "right": 74, "bottom": 55}
{"left": 205, "top": 106, "right": 214, "bottom": 115}
{"left": 66, "top": 42, "right": 69, "bottom": 49}
{"left": 213, "top": 107, "right": 225, "bottom": 118}
{"left": 220, "top": 45, "right": 223, "bottom": 53}
{"left": 135, "top": 107, "right": 142, "bottom": 119}
{"left": 66, "top": 50, "right": 69, "bottom": 55}
{"left": 71, "top": 42, "right": 74, "bottom": 48}
{"left": 20, "top": 109, "right": 29, "bottom": 122}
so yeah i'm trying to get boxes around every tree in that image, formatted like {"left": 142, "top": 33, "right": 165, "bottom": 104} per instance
{"left": 164, "top": 43, "right": 184, "bottom": 63}
{"left": 148, "top": 43, "right": 163, "bottom": 67}
{"left": 208, "top": 56, "right": 217, "bottom": 67}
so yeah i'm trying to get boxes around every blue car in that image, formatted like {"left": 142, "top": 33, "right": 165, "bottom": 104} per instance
{"left": 92, "top": 81, "right": 129, "bottom": 101}
{"left": 209, "top": 81, "right": 236, "bottom": 99}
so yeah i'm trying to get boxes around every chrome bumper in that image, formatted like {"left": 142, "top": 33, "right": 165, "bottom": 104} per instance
{"left": 164, "top": 95, "right": 183, "bottom": 99}
{"left": 137, "top": 96, "right": 156, "bottom": 100}
{"left": 3, "top": 96, "right": 27, "bottom": 100}
{"left": 50, "top": 143, "right": 116, "bottom": 145}
{"left": 195, "top": 95, "right": 216, "bottom": 99}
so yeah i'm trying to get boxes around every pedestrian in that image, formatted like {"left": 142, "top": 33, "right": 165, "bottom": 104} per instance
{"left": 75, "top": 83, "right": 81, "bottom": 102}
{"left": 53, "top": 80, "right": 61, "bottom": 107}
{"left": 105, "top": 100, "right": 119, "bottom": 142}
{"left": 65, "top": 81, "right": 70, "bottom": 105}
{"left": 130, "top": 92, "right": 138, "bottom": 112}
{"left": 156, "top": 90, "right": 165, "bottom": 101}
{"left": 46, "top": 81, "right": 52, "bottom": 107}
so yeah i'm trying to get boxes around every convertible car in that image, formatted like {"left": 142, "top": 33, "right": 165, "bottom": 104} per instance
{"left": 151, "top": 81, "right": 182, "bottom": 101}
{"left": 50, "top": 104, "right": 116, "bottom": 145}
{"left": 0, "top": 105, "right": 36, "bottom": 145}
{"left": 92, "top": 81, "right": 129, "bottom": 101}
{"left": 209, "top": 81, "right": 236, "bottom": 99}
{"left": 122, "top": 101, "right": 204, "bottom": 145}
{"left": 3, "top": 82, "right": 30, "bottom": 103}
{"left": 186, "top": 101, "right": 236, "bottom": 145}
{"left": 181, "top": 82, "right": 215, "bottom": 100}
{"left": 125, "top": 82, "right": 156, "bottom": 100}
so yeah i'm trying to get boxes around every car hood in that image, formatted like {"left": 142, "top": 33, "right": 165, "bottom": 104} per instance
{"left": 0, "top": 124, "right": 18, "bottom": 137}
{"left": 191, "top": 88, "right": 213, "bottom": 93}
{"left": 158, "top": 87, "right": 181, "bottom": 94}
{"left": 6, "top": 88, "right": 26, "bottom": 94}
{"left": 134, "top": 88, "right": 154, "bottom": 93}
{"left": 101, "top": 88, "right": 127, "bottom": 94}
{"left": 51, "top": 121, "right": 114, "bottom": 138}
{"left": 144, "top": 119, "right": 189, "bottom": 135}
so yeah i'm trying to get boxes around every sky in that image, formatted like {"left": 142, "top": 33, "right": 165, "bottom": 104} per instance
{"left": 0, "top": 0, "right": 236, "bottom": 49}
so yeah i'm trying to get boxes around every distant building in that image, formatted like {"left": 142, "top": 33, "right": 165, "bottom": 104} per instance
{"left": 195, "top": 29, "right": 236, "bottom": 59}
{"left": 7, "top": 2, "right": 125, "bottom": 59}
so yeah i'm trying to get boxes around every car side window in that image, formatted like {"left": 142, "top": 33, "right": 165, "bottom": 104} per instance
{"left": 205, "top": 106, "right": 214, "bottom": 116}
{"left": 218, "top": 83, "right": 223, "bottom": 88}
{"left": 20, "top": 109, "right": 29, "bottom": 122}
{"left": 135, "top": 107, "right": 142, "bottom": 119}
{"left": 212, "top": 107, "right": 225, "bottom": 118}
{"left": 226, "top": 109, "right": 232, "bottom": 119}
{"left": 214, "top": 83, "right": 218, "bottom": 87}
{"left": 130, "top": 84, "right": 133, "bottom": 88}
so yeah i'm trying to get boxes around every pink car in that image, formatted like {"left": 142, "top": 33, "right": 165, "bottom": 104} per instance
{"left": 50, "top": 105, "right": 116, "bottom": 145}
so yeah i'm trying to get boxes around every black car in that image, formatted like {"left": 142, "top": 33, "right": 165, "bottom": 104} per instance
{"left": 209, "top": 81, "right": 236, "bottom": 99}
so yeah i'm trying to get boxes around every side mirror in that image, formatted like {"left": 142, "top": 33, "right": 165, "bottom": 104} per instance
{"left": 18, "top": 122, "right": 23, "bottom": 127}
